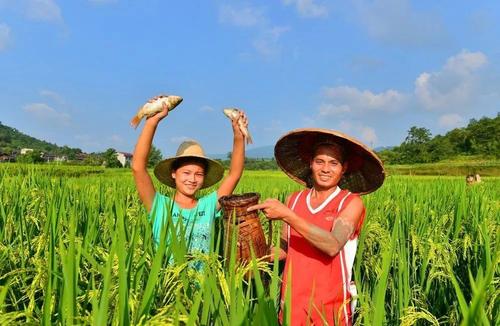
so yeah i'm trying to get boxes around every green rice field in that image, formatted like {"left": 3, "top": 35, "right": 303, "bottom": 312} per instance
{"left": 0, "top": 164, "right": 498, "bottom": 325}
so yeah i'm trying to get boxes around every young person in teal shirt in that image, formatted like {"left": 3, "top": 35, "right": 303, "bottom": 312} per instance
{"left": 132, "top": 95, "right": 247, "bottom": 256}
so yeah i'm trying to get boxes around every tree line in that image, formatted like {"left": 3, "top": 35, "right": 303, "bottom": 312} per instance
{"left": 0, "top": 122, "right": 164, "bottom": 168}
{"left": 378, "top": 114, "right": 499, "bottom": 164}
{"left": 10, "top": 146, "right": 163, "bottom": 168}
{"left": 2, "top": 113, "right": 498, "bottom": 168}
{"left": 216, "top": 156, "right": 279, "bottom": 170}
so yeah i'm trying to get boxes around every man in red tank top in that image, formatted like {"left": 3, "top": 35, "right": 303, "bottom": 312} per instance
{"left": 248, "top": 129, "right": 385, "bottom": 326}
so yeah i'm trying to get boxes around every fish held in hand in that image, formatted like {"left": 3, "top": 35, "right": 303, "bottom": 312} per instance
{"left": 223, "top": 108, "right": 253, "bottom": 144}
{"left": 130, "top": 95, "right": 183, "bottom": 129}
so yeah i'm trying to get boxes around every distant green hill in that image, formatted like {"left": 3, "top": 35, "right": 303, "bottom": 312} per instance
{"left": 0, "top": 122, "right": 82, "bottom": 156}
{"left": 378, "top": 113, "right": 499, "bottom": 164}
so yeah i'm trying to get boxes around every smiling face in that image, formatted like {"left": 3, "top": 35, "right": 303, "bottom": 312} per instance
{"left": 310, "top": 144, "right": 347, "bottom": 190}
{"left": 171, "top": 160, "right": 206, "bottom": 197}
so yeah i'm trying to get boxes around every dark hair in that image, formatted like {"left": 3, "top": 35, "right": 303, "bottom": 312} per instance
{"left": 172, "top": 157, "right": 208, "bottom": 172}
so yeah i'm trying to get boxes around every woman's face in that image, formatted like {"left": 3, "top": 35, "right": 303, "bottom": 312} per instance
{"left": 172, "top": 162, "right": 205, "bottom": 197}
{"left": 310, "top": 145, "right": 347, "bottom": 190}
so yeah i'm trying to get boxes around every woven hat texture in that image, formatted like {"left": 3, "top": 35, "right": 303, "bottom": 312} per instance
{"left": 274, "top": 128, "right": 385, "bottom": 194}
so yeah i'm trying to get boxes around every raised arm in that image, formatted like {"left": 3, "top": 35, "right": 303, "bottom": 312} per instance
{"left": 216, "top": 112, "right": 247, "bottom": 208}
{"left": 132, "top": 99, "right": 169, "bottom": 212}
{"left": 248, "top": 196, "right": 364, "bottom": 257}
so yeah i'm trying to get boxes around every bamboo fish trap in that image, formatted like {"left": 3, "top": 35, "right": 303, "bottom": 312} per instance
{"left": 218, "top": 193, "right": 270, "bottom": 263}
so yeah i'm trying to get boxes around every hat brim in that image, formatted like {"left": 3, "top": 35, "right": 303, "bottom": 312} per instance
{"left": 274, "top": 128, "right": 385, "bottom": 195}
{"left": 154, "top": 155, "right": 224, "bottom": 189}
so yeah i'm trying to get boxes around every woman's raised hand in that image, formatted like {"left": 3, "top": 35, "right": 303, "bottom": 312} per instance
{"left": 146, "top": 95, "right": 169, "bottom": 124}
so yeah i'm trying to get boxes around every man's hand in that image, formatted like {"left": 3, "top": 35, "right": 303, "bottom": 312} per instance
{"left": 247, "top": 198, "right": 294, "bottom": 222}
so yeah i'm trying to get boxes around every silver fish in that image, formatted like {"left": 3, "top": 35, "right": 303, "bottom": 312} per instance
{"left": 130, "top": 95, "right": 183, "bottom": 129}
{"left": 223, "top": 108, "right": 253, "bottom": 144}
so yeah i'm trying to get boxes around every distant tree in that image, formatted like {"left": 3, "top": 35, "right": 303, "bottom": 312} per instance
{"left": 215, "top": 157, "right": 278, "bottom": 170}
{"left": 378, "top": 149, "right": 402, "bottom": 164}
{"left": 466, "top": 115, "right": 500, "bottom": 156}
{"left": 16, "top": 150, "right": 44, "bottom": 164}
{"left": 83, "top": 153, "right": 103, "bottom": 166}
{"left": 58, "top": 145, "right": 83, "bottom": 161}
{"left": 102, "top": 148, "right": 122, "bottom": 168}
{"left": 445, "top": 128, "right": 470, "bottom": 154}
{"left": 398, "top": 126, "right": 432, "bottom": 163}
{"left": 427, "top": 135, "right": 455, "bottom": 161}
{"left": 148, "top": 145, "right": 163, "bottom": 168}
{"left": 363, "top": 114, "right": 498, "bottom": 165}
{"left": 404, "top": 126, "right": 432, "bottom": 145}
{"left": 0, "top": 133, "right": 11, "bottom": 143}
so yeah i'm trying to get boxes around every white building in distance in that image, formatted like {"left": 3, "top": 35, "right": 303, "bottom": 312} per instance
{"left": 116, "top": 152, "right": 133, "bottom": 167}
{"left": 20, "top": 148, "right": 33, "bottom": 155}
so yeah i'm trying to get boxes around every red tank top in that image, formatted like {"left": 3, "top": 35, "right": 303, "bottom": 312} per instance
{"left": 279, "top": 187, "right": 365, "bottom": 326}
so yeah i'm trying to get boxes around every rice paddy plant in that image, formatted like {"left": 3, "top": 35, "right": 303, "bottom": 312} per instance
{"left": 0, "top": 165, "right": 498, "bottom": 325}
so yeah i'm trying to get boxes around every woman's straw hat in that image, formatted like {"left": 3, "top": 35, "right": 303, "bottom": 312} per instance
{"left": 154, "top": 140, "right": 224, "bottom": 189}
{"left": 274, "top": 128, "right": 385, "bottom": 194}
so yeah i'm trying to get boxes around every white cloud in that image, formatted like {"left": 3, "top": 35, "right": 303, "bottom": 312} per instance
{"left": 39, "top": 89, "right": 65, "bottom": 104}
{"left": 318, "top": 103, "right": 351, "bottom": 115}
{"left": 253, "top": 26, "right": 290, "bottom": 57}
{"left": 359, "top": 126, "right": 378, "bottom": 145}
{"left": 0, "top": 23, "right": 11, "bottom": 51}
{"left": 438, "top": 114, "right": 464, "bottom": 129}
{"left": 415, "top": 50, "right": 488, "bottom": 111}
{"left": 444, "top": 50, "right": 487, "bottom": 74}
{"left": 23, "top": 102, "right": 71, "bottom": 127}
{"left": 219, "top": 5, "right": 266, "bottom": 27}
{"left": 354, "top": 0, "right": 447, "bottom": 47}
{"left": 334, "top": 120, "right": 378, "bottom": 146}
{"left": 321, "top": 85, "right": 406, "bottom": 113}
{"left": 25, "top": 0, "right": 63, "bottom": 23}
{"left": 283, "top": 0, "right": 328, "bottom": 18}
{"left": 199, "top": 105, "right": 214, "bottom": 112}
{"left": 305, "top": 49, "right": 498, "bottom": 147}
{"left": 219, "top": 3, "right": 289, "bottom": 58}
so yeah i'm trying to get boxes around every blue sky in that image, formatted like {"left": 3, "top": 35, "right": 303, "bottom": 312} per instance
{"left": 1, "top": 0, "right": 499, "bottom": 156}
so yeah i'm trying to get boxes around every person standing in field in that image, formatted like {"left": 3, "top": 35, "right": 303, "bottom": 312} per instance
{"left": 132, "top": 95, "right": 248, "bottom": 258}
{"left": 248, "top": 128, "right": 384, "bottom": 326}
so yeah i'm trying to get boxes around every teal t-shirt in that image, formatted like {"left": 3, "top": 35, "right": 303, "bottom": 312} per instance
{"left": 149, "top": 191, "right": 221, "bottom": 254}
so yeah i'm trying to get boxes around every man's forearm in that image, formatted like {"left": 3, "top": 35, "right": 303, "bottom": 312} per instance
{"left": 284, "top": 213, "right": 343, "bottom": 257}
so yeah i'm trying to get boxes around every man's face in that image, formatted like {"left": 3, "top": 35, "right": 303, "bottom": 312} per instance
{"left": 171, "top": 162, "right": 205, "bottom": 196}
{"left": 310, "top": 145, "right": 347, "bottom": 190}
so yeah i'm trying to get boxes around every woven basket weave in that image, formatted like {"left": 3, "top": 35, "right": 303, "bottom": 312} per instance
{"left": 218, "top": 193, "right": 269, "bottom": 262}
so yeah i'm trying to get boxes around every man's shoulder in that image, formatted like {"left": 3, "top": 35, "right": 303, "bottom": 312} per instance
{"left": 286, "top": 189, "right": 308, "bottom": 206}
